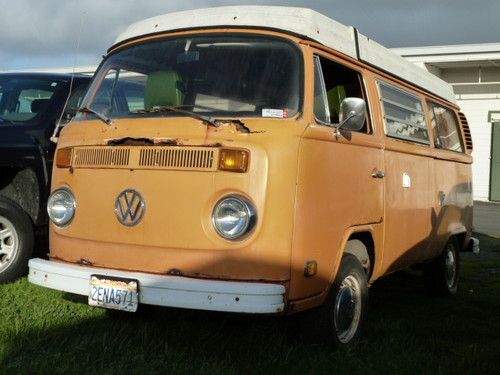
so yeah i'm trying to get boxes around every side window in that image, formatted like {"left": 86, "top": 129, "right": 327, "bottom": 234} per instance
{"left": 379, "top": 81, "right": 429, "bottom": 144}
{"left": 0, "top": 81, "right": 57, "bottom": 122}
{"left": 314, "top": 55, "right": 369, "bottom": 132}
{"left": 428, "top": 102, "right": 464, "bottom": 152}
{"left": 19, "top": 88, "right": 54, "bottom": 115}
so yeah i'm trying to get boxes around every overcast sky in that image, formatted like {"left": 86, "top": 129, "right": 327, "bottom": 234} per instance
{"left": 1, "top": 0, "right": 499, "bottom": 70}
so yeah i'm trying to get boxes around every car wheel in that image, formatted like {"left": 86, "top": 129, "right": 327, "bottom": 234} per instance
{"left": 425, "top": 237, "right": 460, "bottom": 296}
{"left": 300, "top": 253, "right": 369, "bottom": 347}
{"left": 0, "top": 197, "right": 34, "bottom": 283}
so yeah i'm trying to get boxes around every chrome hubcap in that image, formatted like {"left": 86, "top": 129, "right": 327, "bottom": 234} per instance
{"left": 334, "top": 274, "right": 362, "bottom": 343}
{"left": 0, "top": 216, "right": 19, "bottom": 272}
{"left": 445, "top": 245, "right": 457, "bottom": 289}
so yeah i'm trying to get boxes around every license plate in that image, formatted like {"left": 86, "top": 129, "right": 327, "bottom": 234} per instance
{"left": 88, "top": 275, "right": 139, "bottom": 312}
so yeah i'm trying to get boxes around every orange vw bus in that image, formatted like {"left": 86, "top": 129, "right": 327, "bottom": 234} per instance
{"left": 29, "top": 6, "right": 479, "bottom": 347}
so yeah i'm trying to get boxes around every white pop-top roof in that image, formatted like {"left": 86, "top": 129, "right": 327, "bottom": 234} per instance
{"left": 113, "top": 6, "right": 456, "bottom": 104}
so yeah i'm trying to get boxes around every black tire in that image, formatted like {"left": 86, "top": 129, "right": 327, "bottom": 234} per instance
{"left": 0, "top": 197, "right": 34, "bottom": 283}
{"left": 300, "top": 253, "right": 369, "bottom": 347}
{"left": 424, "top": 237, "right": 460, "bottom": 296}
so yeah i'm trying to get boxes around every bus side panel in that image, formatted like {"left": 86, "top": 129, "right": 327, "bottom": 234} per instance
{"left": 381, "top": 145, "right": 434, "bottom": 274}
{"left": 431, "top": 156, "right": 473, "bottom": 256}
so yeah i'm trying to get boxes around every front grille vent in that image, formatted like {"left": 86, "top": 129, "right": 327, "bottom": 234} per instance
{"left": 458, "top": 112, "right": 473, "bottom": 154}
{"left": 139, "top": 148, "right": 215, "bottom": 170}
{"left": 74, "top": 148, "right": 130, "bottom": 167}
{"left": 71, "top": 146, "right": 218, "bottom": 171}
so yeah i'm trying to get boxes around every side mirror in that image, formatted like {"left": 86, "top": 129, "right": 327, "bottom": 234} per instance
{"left": 337, "top": 97, "right": 366, "bottom": 132}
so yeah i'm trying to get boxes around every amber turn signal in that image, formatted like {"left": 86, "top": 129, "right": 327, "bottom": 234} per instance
{"left": 218, "top": 149, "right": 249, "bottom": 173}
{"left": 56, "top": 147, "right": 73, "bottom": 168}
{"left": 304, "top": 260, "right": 317, "bottom": 277}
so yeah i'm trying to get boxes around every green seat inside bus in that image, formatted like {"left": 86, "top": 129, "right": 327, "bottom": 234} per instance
{"left": 326, "top": 85, "right": 346, "bottom": 123}
{"left": 144, "top": 70, "right": 185, "bottom": 110}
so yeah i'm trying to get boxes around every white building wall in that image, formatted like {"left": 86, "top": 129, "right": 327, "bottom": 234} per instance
{"left": 457, "top": 97, "right": 500, "bottom": 200}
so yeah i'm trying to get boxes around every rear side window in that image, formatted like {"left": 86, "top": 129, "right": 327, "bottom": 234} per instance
{"left": 428, "top": 102, "right": 464, "bottom": 152}
{"left": 378, "top": 81, "right": 429, "bottom": 144}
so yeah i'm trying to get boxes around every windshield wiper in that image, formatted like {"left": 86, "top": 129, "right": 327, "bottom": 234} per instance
{"left": 78, "top": 107, "right": 112, "bottom": 125}
{"left": 129, "top": 106, "right": 218, "bottom": 127}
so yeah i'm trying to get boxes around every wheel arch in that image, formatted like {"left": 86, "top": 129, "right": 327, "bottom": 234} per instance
{"left": 329, "top": 225, "right": 378, "bottom": 287}
{"left": 0, "top": 167, "right": 41, "bottom": 226}
{"left": 454, "top": 231, "right": 468, "bottom": 252}
{"left": 288, "top": 225, "right": 379, "bottom": 313}
{"left": 345, "top": 232, "right": 375, "bottom": 278}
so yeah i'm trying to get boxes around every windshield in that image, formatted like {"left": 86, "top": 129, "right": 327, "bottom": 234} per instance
{"left": 81, "top": 34, "right": 302, "bottom": 121}
{"left": 0, "top": 77, "right": 60, "bottom": 123}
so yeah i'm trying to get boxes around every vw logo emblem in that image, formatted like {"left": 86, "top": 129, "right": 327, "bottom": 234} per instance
{"left": 115, "top": 189, "right": 145, "bottom": 226}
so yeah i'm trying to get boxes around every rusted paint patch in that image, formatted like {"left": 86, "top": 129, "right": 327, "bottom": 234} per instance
{"left": 107, "top": 137, "right": 179, "bottom": 146}
{"left": 79, "top": 258, "right": 94, "bottom": 266}
{"left": 107, "top": 137, "right": 225, "bottom": 147}
{"left": 214, "top": 120, "right": 252, "bottom": 133}
{"left": 214, "top": 120, "right": 265, "bottom": 134}
{"left": 167, "top": 268, "right": 183, "bottom": 276}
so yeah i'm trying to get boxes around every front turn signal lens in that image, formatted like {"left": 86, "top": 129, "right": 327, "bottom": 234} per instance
{"left": 56, "top": 147, "right": 73, "bottom": 168}
{"left": 218, "top": 149, "right": 249, "bottom": 173}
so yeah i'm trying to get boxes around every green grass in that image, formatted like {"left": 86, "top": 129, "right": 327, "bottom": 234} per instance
{"left": 1, "top": 234, "right": 499, "bottom": 374}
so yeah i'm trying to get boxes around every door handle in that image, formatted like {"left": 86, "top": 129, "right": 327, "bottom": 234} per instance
{"left": 371, "top": 170, "right": 385, "bottom": 178}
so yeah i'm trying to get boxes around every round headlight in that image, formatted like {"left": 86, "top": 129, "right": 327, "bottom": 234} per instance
{"left": 47, "top": 188, "right": 76, "bottom": 226}
{"left": 212, "top": 196, "right": 256, "bottom": 240}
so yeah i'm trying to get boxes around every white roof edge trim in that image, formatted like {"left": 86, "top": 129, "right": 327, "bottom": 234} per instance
{"left": 113, "top": 6, "right": 456, "bottom": 104}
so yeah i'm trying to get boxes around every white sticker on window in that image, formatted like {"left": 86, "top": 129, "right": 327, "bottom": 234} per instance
{"left": 262, "top": 109, "right": 287, "bottom": 118}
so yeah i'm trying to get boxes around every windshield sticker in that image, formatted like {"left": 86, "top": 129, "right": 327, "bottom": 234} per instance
{"left": 262, "top": 109, "right": 288, "bottom": 118}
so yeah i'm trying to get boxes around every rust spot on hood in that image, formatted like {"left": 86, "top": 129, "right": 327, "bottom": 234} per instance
{"left": 106, "top": 137, "right": 224, "bottom": 148}
{"left": 107, "top": 137, "right": 179, "bottom": 146}
{"left": 213, "top": 120, "right": 265, "bottom": 134}
{"left": 214, "top": 120, "right": 252, "bottom": 134}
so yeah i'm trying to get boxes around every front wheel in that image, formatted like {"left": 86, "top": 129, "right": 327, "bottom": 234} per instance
{"left": 424, "top": 237, "right": 460, "bottom": 296}
{"left": 0, "top": 197, "right": 34, "bottom": 283}
{"left": 300, "top": 253, "right": 369, "bottom": 347}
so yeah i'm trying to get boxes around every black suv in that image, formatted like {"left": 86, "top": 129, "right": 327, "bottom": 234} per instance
{"left": 0, "top": 73, "right": 91, "bottom": 282}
